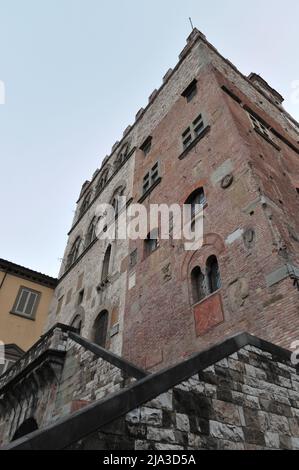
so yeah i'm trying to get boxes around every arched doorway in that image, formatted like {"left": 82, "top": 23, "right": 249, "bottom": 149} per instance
{"left": 12, "top": 418, "right": 38, "bottom": 441}
{"left": 71, "top": 314, "right": 82, "bottom": 334}
{"left": 93, "top": 310, "right": 109, "bottom": 348}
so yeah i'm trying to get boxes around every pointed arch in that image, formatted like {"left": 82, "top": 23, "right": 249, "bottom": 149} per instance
{"left": 93, "top": 310, "right": 109, "bottom": 348}
{"left": 101, "top": 245, "right": 112, "bottom": 282}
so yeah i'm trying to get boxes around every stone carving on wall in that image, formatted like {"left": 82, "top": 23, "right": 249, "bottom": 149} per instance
{"left": 228, "top": 278, "right": 249, "bottom": 312}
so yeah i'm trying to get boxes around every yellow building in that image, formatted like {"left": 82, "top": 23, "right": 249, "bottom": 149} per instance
{"left": 0, "top": 259, "right": 57, "bottom": 373}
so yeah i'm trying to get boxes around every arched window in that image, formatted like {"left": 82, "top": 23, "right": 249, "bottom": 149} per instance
{"left": 191, "top": 266, "right": 206, "bottom": 304}
{"left": 12, "top": 418, "right": 38, "bottom": 441}
{"left": 93, "top": 310, "right": 109, "bottom": 348}
{"left": 66, "top": 237, "right": 82, "bottom": 270}
{"left": 71, "top": 314, "right": 82, "bottom": 334}
{"left": 101, "top": 245, "right": 112, "bottom": 282}
{"left": 86, "top": 217, "right": 97, "bottom": 246}
{"left": 206, "top": 256, "right": 221, "bottom": 294}
{"left": 111, "top": 186, "right": 125, "bottom": 216}
{"left": 115, "top": 143, "right": 130, "bottom": 169}
{"left": 96, "top": 169, "right": 109, "bottom": 194}
{"left": 186, "top": 188, "right": 206, "bottom": 219}
{"left": 80, "top": 192, "right": 91, "bottom": 217}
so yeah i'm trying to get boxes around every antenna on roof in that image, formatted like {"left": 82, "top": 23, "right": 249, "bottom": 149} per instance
{"left": 189, "top": 17, "right": 194, "bottom": 31}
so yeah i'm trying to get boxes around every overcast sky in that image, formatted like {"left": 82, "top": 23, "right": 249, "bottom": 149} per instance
{"left": 0, "top": 0, "right": 298, "bottom": 277}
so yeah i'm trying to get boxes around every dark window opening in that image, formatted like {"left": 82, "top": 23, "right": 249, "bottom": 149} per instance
{"left": 206, "top": 255, "right": 221, "bottom": 294}
{"left": 71, "top": 315, "right": 82, "bottom": 334}
{"left": 93, "top": 310, "right": 109, "bottom": 348}
{"left": 142, "top": 162, "right": 161, "bottom": 195}
{"left": 86, "top": 217, "right": 97, "bottom": 246}
{"left": 185, "top": 188, "right": 206, "bottom": 219}
{"left": 191, "top": 266, "right": 206, "bottom": 304}
{"left": 66, "top": 237, "right": 82, "bottom": 270}
{"left": 129, "top": 249, "right": 138, "bottom": 268}
{"left": 78, "top": 289, "right": 84, "bottom": 305}
{"left": 101, "top": 245, "right": 112, "bottom": 282}
{"left": 80, "top": 193, "right": 91, "bottom": 217}
{"left": 144, "top": 229, "right": 159, "bottom": 257}
{"left": 182, "top": 113, "right": 205, "bottom": 150}
{"left": 182, "top": 79, "right": 198, "bottom": 102}
{"left": 140, "top": 136, "right": 152, "bottom": 156}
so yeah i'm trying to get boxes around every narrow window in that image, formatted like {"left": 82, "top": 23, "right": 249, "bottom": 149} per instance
{"left": 66, "top": 237, "right": 82, "bottom": 269}
{"left": 80, "top": 192, "right": 91, "bottom": 217}
{"left": 144, "top": 229, "right": 159, "bottom": 257}
{"left": 140, "top": 136, "right": 152, "bottom": 156}
{"left": 12, "top": 287, "right": 40, "bottom": 319}
{"left": 129, "top": 249, "right": 138, "bottom": 268}
{"left": 93, "top": 310, "right": 109, "bottom": 348}
{"left": 71, "top": 315, "right": 82, "bottom": 334}
{"left": 142, "top": 162, "right": 161, "bottom": 195}
{"left": 182, "top": 127, "right": 192, "bottom": 149}
{"left": 181, "top": 113, "right": 206, "bottom": 150}
{"left": 115, "top": 143, "right": 130, "bottom": 169}
{"left": 78, "top": 289, "right": 84, "bottom": 305}
{"left": 86, "top": 217, "right": 97, "bottom": 246}
{"left": 96, "top": 169, "right": 109, "bottom": 194}
{"left": 101, "top": 245, "right": 112, "bottom": 282}
{"left": 56, "top": 296, "right": 64, "bottom": 316}
{"left": 191, "top": 267, "right": 206, "bottom": 304}
{"left": 186, "top": 188, "right": 206, "bottom": 219}
{"left": 182, "top": 79, "right": 198, "bottom": 102}
{"left": 206, "top": 256, "right": 221, "bottom": 294}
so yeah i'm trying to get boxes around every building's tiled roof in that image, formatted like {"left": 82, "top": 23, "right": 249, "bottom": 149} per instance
{"left": 0, "top": 258, "right": 58, "bottom": 289}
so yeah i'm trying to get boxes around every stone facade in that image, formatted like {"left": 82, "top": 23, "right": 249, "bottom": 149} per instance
{"left": 67, "top": 344, "right": 299, "bottom": 451}
{"left": 47, "top": 29, "right": 299, "bottom": 371}
{"left": 2, "top": 30, "right": 299, "bottom": 450}
{"left": 0, "top": 325, "right": 142, "bottom": 446}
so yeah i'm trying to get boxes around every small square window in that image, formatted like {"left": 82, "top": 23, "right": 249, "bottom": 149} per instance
{"left": 182, "top": 79, "right": 198, "bottom": 102}
{"left": 140, "top": 136, "right": 152, "bottom": 156}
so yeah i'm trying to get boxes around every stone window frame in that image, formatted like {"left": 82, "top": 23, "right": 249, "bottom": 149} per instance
{"left": 179, "top": 113, "right": 211, "bottom": 160}
{"left": 190, "top": 255, "right": 222, "bottom": 306}
{"left": 142, "top": 161, "right": 161, "bottom": 195}
{"left": 181, "top": 78, "right": 198, "bottom": 103}
{"left": 140, "top": 136, "right": 152, "bottom": 156}
{"left": 56, "top": 295, "right": 64, "bottom": 316}
{"left": 144, "top": 228, "right": 160, "bottom": 258}
{"left": 66, "top": 237, "right": 82, "bottom": 271}
{"left": 10, "top": 286, "right": 41, "bottom": 321}
{"left": 247, "top": 111, "right": 280, "bottom": 151}
{"left": 95, "top": 167, "right": 110, "bottom": 194}
{"left": 79, "top": 192, "right": 92, "bottom": 218}
{"left": 85, "top": 216, "right": 98, "bottom": 247}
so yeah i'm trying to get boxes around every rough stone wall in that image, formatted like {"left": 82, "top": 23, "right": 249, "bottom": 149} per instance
{"left": 52, "top": 338, "right": 126, "bottom": 421}
{"left": 46, "top": 154, "right": 135, "bottom": 356}
{"left": 0, "top": 331, "right": 131, "bottom": 447}
{"left": 68, "top": 345, "right": 299, "bottom": 450}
